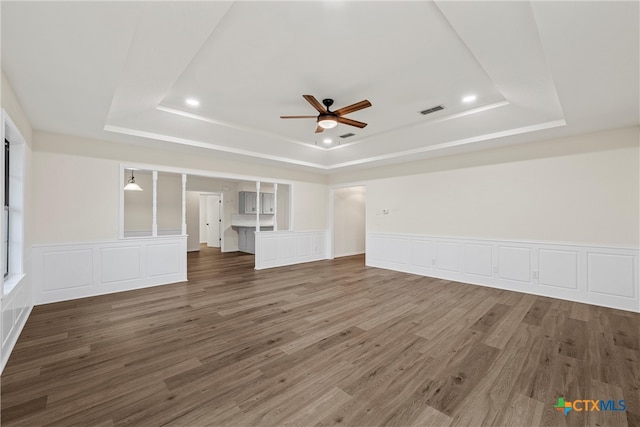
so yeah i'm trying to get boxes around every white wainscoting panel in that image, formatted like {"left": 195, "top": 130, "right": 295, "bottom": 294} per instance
{"left": 255, "top": 230, "right": 328, "bottom": 270}
{"left": 297, "top": 235, "right": 312, "bottom": 258}
{"left": 367, "top": 233, "right": 639, "bottom": 313}
{"left": 464, "top": 243, "right": 493, "bottom": 278}
{"left": 587, "top": 252, "right": 635, "bottom": 298}
{"left": 279, "top": 236, "right": 296, "bottom": 261}
{"left": 387, "top": 238, "right": 410, "bottom": 266}
{"left": 32, "top": 236, "right": 188, "bottom": 305}
{"left": 147, "top": 243, "right": 181, "bottom": 277}
{"left": 539, "top": 249, "right": 578, "bottom": 290}
{"left": 101, "top": 246, "right": 140, "bottom": 284}
{"left": 43, "top": 249, "right": 93, "bottom": 291}
{"left": 411, "top": 239, "right": 434, "bottom": 269}
{"left": 498, "top": 246, "right": 532, "bottom": 284}
{"left": 436, "top": 241, "right": 461, "bottom": 273}
{"left": 1, "top": 251, "right": 33, "bottom": 373}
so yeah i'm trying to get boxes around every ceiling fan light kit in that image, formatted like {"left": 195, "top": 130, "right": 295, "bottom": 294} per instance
{"left": 317, "top": 115, "right": 338, "bottom": 129}
{"left": 281, "top": 95, "right": 371, "bottom": 133}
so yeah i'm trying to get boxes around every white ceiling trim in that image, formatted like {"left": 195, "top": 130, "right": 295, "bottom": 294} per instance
{"left": 327, "top": 119, "right": 567, "bottom": 170}
{"left": 155, "top": 105, "right": 324, "bottom": 151}
{"left": 103, "top": 124, "right": 329, "bottom": 170}
{"left": 325, "top": 101, "right": 511, "bottom": 152}
{"left": 105, "top": 118, "right": 567, "bottom": 173}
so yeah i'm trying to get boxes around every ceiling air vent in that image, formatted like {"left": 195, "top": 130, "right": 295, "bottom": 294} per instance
{"left": 340, "top": 133, "right": 355, "bottom": 139}
{"left": 420, "top": 105, "right": 444, "bottom": 115}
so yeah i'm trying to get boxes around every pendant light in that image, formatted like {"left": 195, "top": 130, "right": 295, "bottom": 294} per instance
{"left": 124, "top": 170, "right": 143, "bottom": 191}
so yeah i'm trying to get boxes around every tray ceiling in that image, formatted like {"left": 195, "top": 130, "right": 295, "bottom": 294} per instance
{"left": 1, "top": 1, "right": 638, "bottom": 173}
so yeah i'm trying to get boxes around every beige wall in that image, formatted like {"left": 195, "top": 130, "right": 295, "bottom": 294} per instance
{"left": 292, "top": 181, "right": 328, "bottom": 231}
{"left": 156, "top": 172, "right": 182, "bottom": 232}
{"left": 333, "top": 186, "right": 366, "bottom": 257}
{"left": 277, "top": 184, "right": 291, "bottom": 230}
{"left": 331, "top": 127, "right": 639, "bottom": 246}
{"left": 186, "top": 191, "right": 200, "bottom": 251}
{"left": 35, "top": 131, "right": 326, "bottom": 184}
{"left": 33, "top": 151, "right": 120, "bottom": 243}
{"left": 31, "top": 132, "right": 328, "bottom": 245}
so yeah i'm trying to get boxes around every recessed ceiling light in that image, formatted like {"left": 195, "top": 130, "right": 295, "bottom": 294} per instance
{"left": 185, "top": 98, "right": 200, "bottom": 107}
{"left": 323, "top": 138, "right": 333, "bottom": 145}
{"left": 462, "top": 95, "right": 477, "bottom": 103}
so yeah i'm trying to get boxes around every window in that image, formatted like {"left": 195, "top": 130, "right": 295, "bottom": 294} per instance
{"left": 2, "top": 110, "right": 26, "bottom": 295}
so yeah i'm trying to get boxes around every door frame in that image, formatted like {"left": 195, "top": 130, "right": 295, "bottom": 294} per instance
{"left": 328, "top": 183, "right": 367, "bottom": 260}
{"left": 200, "top": 192, "right": 224, "bottom": 251}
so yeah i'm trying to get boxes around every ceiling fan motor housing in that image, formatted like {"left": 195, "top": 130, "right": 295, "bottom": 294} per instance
{"left": 280, "top": 95, "right": 371, "bottom": 132}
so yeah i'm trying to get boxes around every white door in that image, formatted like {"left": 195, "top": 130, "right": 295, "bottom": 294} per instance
{"left": 206, "top": 195, "right": 221, "bottom": 248}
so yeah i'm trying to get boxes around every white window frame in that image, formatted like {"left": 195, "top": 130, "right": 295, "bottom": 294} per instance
{"left": 1, "top": 110, "right": 26, "bottom": 296}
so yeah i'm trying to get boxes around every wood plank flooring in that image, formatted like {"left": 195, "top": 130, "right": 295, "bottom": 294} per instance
{"left": 2, "top": 245, "right": 639, "bottom": 426}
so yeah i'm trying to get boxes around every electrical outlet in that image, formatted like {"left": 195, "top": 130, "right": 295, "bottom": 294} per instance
{"left": 533, "top": 271, "right": 539, "bottom": 280}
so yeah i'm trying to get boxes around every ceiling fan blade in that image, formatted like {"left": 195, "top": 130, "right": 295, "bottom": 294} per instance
{"left": 315, "top": 125, "right": 324, "bottom": 133}
{"left": 334, "top": 100, "right": 372, "bottom": 116}
{"left": 280, "top": 115, "right": 317, "bottom": 119}
{"left": 303, "top": 95, "right": 326, "bottom": 114}
{"left": 337, "top": 116, "right": 367, "bottom": 128}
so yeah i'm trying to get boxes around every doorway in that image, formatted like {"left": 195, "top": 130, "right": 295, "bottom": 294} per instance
{"left": 331, "top": 185, "right": 366, "bottom": 259}
{"left": 199, "top": 193, "right": 222, "bottom": 249}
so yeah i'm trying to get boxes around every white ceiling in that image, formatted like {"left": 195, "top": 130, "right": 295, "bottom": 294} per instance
{"left": 2, "top": 1, "right": 638, "bottom": 173}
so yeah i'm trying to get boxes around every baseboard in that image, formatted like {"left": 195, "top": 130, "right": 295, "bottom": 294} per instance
{"left": 334, "top": 251, "right": 365, "bottom": 258}
{"left": 367, "top": 233, "right": 639, "bottom": 313}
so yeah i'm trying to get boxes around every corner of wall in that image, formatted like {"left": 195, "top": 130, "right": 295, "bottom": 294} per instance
{"left": 1, "top": 70, "right": 35, "bottom": 374}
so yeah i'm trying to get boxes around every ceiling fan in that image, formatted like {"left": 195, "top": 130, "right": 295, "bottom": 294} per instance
{"left": 280, "top": 95, "right": 372, "bottom": 133}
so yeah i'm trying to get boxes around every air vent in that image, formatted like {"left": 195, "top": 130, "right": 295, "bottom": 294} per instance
{"left": 420, "top": 105, "right": 444, "bottom": 115}
{"left": 340, "top": 133, "right": 355, "bottom": 138}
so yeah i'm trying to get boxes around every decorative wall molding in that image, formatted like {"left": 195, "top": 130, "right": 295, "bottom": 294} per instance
{"left": 123, "top": 229, "right": 183, "bottom": 238}
{"left": 255, "top": 230, "right": 328, "bottom": 270}
{"left": 367, "top": 233, "right": 639, "bottom": 313}
{"left": 32, "top": 236, "right": 188, "bottom": 305}
{"left": 1, "top": 252, "right": 33, "bottom": 373}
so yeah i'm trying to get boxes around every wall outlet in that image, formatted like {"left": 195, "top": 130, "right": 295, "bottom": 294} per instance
{"left": 533, "top": 271, "right": 539, "bottom": 280}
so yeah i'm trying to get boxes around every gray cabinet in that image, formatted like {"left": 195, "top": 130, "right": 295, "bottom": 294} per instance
{"left": 239, "top": 191, "right": 257, "bottom": 214}
{"left": 236, "top": 226, "right": 272, "bottom": 254}
{"left": 237, "top": 227, "right": 255, "bottom": 254}
{"left": 239, "top": 191, "right": 274, "bottom": 214}
{"left": 260, "top": 193, "right": 274, "bottom": 214}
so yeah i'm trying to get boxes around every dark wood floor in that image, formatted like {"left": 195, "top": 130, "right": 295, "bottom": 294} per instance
{"left": 2, "top": 245, "right": 639, "bottom": 426}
